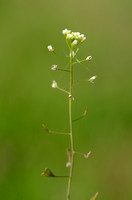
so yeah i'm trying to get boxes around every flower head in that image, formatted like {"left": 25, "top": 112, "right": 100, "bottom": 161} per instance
{"left": 51, "top": 65, "right": 58, "bottom": 71}
{"left": 52, "top": 80, "right": 58, "bottom": 88}
{"left": 62, "top": 29, "right": 86, "bottom": 44}
{"left": 86, "top": 56, "right": 92, "bottom": 61}
{"left": 48, "top": 45, "right": 54, "bottom": 52}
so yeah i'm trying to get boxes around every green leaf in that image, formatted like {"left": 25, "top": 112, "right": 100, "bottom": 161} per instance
{"left": 41, "top": 168, "right": 56, "bottom": 177}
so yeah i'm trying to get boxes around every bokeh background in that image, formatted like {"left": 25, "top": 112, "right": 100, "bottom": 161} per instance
{"left": 0, "top": 0, "right": 132, "bottom": 199}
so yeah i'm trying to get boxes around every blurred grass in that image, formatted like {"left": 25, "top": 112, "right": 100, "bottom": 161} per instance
{"left": 0, "top": 0, "right": 132, "bottom": 199}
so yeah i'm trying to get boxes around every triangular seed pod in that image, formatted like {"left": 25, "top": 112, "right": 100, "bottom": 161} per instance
{"left": 41, "top": 168, "right": 56, "bottom": 177}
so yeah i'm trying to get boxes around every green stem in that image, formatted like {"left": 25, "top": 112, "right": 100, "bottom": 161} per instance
{"left": 58, "top": 68, "right": 71, "bottom": 72}
{"left": 73, "top": 59, "right": 87, "bottom": 65}
{"left": 67, "top": 49, "right": 74, "bottom": 200}
{"left": 57, "top": 86, "right": 70, "bottom": 94}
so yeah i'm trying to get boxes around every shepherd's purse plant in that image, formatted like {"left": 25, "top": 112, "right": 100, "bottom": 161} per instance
{"left": 42, "top": 29, "right": 98, "bottom": 200}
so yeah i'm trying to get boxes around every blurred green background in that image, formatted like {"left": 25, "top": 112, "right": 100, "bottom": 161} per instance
{"left": 0, "top": 0, "right": 132, "bottom": 199}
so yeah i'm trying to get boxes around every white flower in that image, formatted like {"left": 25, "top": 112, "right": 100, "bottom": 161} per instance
{"left": 51, "top": 65, "right": 58, "bottom": 71}
{"left": 66, "top": 33, "right": 74, "bottom": 39}
{"left": 48, "top": 45, "right": 54, "bottom": 52}
{"left": 62, "top": 29, "right": 71, "bottom": 35}
{"left": 62, "top": 29, "right": 68, "bottom": 35}
{"left": 86, "top": 56, "right": 92, "bottom": 61}
{"left": 72, "top": 40, "right": 78, "bottom": 46}
{"left": 68, "top": 94, "right": 74, "bottom": 101}
{"left": 74, "top": 32, "right": 80, "bottom": 39}
{"left": 89, "top": 76, "right": 97, "bottom": 83}
{"left": 52, "top": 80, "right": 58, "bottom": 88}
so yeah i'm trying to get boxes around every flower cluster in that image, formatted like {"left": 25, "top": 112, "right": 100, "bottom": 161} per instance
{"left": 62, "top": 29, "right": 86, "bottom": 45}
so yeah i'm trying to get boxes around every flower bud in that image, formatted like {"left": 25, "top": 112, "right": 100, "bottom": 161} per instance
{"left": 86, "top": 56, "right": 92, "bottom": 61}
{"left": 66, "top": 33, "right": 74, "bottom": 39}
{"left": 52, "top": 80, "right": 58, "bottom": 88}
{"left": 51, "top": 65, "right": 58, "bottom": 71}
{"left": 81, "top": 36, "right": 86, "bottom": 42}
{"left": 47, "top": 45, "right": 54, "bottom": 52}
{"left": 62, "top": 29, "right": 71, "bottom": 35}
{"left": 72, "top": 40, "right": 78, "bottom": 46}
{"left": 89, "top": 76, "right": 97, "bottom": 83}
{"left": 68, "top": 95, "right": 74, "bottom": 101}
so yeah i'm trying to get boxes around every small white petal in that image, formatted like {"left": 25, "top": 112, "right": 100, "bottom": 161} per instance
{"left": 62, "top": 29, "right": 68, "bottom": 35}
{"left": 72, "top": 40, "right": 78, "bottom": 46}
{"left": 62, "top": 29, "right": 71, "bottom": 35}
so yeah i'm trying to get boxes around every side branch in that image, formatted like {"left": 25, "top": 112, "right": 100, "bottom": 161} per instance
{"left": 74, "top": 151, "right": 91, "bottom": 158}
{"left": 42, "top": 124, "right": 70, "bottom": 135}
{"left": 72, "top": 107, "right": 88, "bottom": 122}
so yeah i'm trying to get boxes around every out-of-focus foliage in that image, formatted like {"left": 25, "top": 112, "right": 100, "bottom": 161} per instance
{"left": 0, "top": 0, "right": 132, "bottom": 199}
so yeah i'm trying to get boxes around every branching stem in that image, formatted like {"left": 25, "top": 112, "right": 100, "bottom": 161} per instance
{"left": 67, "top": 48, "right": 74, "bottom": 200}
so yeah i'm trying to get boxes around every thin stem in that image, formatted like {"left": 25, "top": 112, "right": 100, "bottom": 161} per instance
{"left": 58, "top": 68, "right": 71, "bottom": 72}
{"left": 73, "top": 59, "right": 87, "bottom": 65}
{"left": 42, "top": 124, "right": 70, "bottom": 135}
{"left": 66, "top": 39, "right": 71, "bottom": 50}
{"left": 55, "top": 176, "right": 69, "bottom": 178}
{"left": 74, "top": 79, "right": 89, "bottom": 83}
{"left": 72, "top": 115, "right": 84, "bottom": 122}
{"left": 74, "top": 151, "right": 91, "bottom": 159}
{"left": 72, "top": 107, "right": 88, "bottom": 122}
{"left": 67, "top": 48, "right": 74, "bottom": 200}
{"left": 57, "top": 86, "right": 70, "bottom": 94}
{"left": 74, "top": 151, "right": 85, "bottom": 156}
